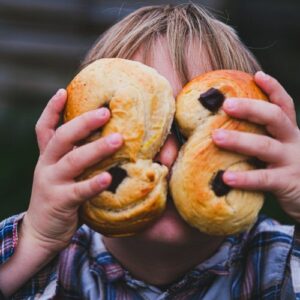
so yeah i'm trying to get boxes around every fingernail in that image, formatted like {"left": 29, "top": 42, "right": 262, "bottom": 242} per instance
{"left": 256, "top": 71, "right": 270, "bottom": 81}
{"left": 97, "top": 107, "right": 108, "bottom": 118}
{"left": 56, "top": 88, "right": 65, "bottom": 97}
{"left": 224, "top": 171, "right": 237, "bottom": 184}
{"left": 224, "top": 99, "right": 237, "bottom": 111}
{"left": 106, "top": 133, "right": 123, "bottom": 146}
{"left": 212, "top": 129, "right": 227, "bottom": 143}
{"left": 98, "top": 172, "right": 110, "bottom": 185}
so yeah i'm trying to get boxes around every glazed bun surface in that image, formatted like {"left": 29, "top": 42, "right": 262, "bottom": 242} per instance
{"left": 170, "top": 70, "right": 268, "bottom": 235}
{"left": 65, "top": 58, "right": 175, "bottom": 237}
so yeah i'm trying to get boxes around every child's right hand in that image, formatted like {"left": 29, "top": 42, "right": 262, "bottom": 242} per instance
{"left": 21, "top": 88, "right": 123, "bottom": 254}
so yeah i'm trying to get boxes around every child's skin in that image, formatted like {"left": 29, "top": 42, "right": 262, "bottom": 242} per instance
{"left": 1, "top": 52, "right": 300, "bottom": 295}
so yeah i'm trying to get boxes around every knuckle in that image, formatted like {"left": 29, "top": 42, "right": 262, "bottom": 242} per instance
{"left": 258, "top": 170, "right": 270, "bottom": 187}
{"left": 97, "top": 138, "right": 110, "bottom": 153}
{"left": 54, "top": 126, "right": 63, "bottom": 138}
{"left": 87, "top": 177, "right": 106, "bottom": 198}
{"left": 53, "top": 126, "right": 65, "bottom": 144}
{"left": 241, "top": 100, "right": 250, "bottom": 112}
{"left": 65, "top": 152, "right": 79, "bottom": 169}
{"left": 72, "top": 179, "right": 98, "bottom": 202}
{"left": 80, "top": 113, "right": 93, "bottom": 131}
{"left": 240, "top": 101, "right": 254, "bottom": 119}
{"left": 272, "top": 105, "right": 285, "bottom": 122}
{"left": 72, "top": 184, "right": 83, "bottom": 201}
{"left": 224, "top": 131, "right": 234, "bottom": 145}
{"left": 92, "top": 138, "right": 112, "bottom": 158}
{"left": 89, "top": 178, "right": 100, "bottom": 194}
{"left": 260, "top": 137, "right": 273, "bottom": 153}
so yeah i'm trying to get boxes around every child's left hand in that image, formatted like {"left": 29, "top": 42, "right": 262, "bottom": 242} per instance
{"left": 212, "top": 71, "right": 300, "bottom": 224}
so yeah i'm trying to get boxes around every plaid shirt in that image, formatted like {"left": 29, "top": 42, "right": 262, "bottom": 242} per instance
{"left": 1, "top": 213, "right": 300, "bottom": 300}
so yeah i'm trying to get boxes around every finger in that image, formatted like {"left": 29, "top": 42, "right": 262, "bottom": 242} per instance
{"left": 35, "top": 89, "right": 67, "bottom": 154}
{"left": 44, "top": 107, "right": 110, "bottom": 163}
{"left": 254, "top": 71, "right": 297, "bottom": 126}
{"left": 222, "top": 168, "right": 285, "bottom": 192}
{"left": 212, "top": 129, "right": 283, "bottom": 164}
{"left": 68, "top": 172, "right": 112, "bottom": 206}
{"left": 57, "top": 133, "right": 123, "bottom": 178}
{"left": 223, "top": 98, "right": 298, "bottom": 142}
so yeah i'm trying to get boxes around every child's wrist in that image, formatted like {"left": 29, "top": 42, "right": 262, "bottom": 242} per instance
{"left": 0, "top": 217, "right": 60, "bottom": 297}
{"left": 20, "top": 212, "right": 69, "bottom": 255}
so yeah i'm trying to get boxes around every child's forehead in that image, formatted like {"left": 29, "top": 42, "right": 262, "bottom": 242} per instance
{"left": 131, "top": 36, "right": 212, "bottom": 96}
{"left": 184, "top": 38, "right": 213, "bottom": 79}
{"left": 131, "top": 42, "right": 182, "bottom": 96}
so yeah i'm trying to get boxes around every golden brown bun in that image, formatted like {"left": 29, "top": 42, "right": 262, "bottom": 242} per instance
{"left": 65, "top": 58, "right": 175, "bottom": 237}
{"left": 170, "top": 70, "right": 268, "bottom": 235}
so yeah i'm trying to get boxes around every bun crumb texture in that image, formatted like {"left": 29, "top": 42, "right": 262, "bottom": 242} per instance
{"left": 66, "top": 60, "right": 267, "bottom": 237}
{"left": 170, "top": 70, "right": 268, "bottom": 235}
{"left": 65, "top": 58, "right": 175, "bottom": 237}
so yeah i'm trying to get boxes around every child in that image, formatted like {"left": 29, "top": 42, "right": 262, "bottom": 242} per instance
{"left": 0, "top": 4, "right": 299, "bottom": 299}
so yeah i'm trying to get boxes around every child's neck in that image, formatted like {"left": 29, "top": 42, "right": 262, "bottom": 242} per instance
{"left": 102, "top": 234, "right": 224, "bottom": 287}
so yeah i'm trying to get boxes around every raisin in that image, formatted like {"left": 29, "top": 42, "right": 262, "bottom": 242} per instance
{"left": 211, "top": 170, "right": 231, "bottom": 196}
{"left": 107, "top": 166, "right": 127, "bottom": 193}
{"left": 199, "top": 88, "right": 225, "bottom": 113}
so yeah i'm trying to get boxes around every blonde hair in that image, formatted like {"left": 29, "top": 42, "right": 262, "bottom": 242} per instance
{"left": 82, "top": 4, "right": 261, "bottom": 85}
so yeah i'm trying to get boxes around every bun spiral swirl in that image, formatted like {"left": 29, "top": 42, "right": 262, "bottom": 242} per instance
{"left": 65, "top": 58, "right": 175, "bottom": 237}
{"left": 170, "top": 70, "right": 268, "bottom": 235}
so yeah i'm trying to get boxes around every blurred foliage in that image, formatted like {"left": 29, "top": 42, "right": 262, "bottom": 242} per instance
{"left": 0, "top": 104, "right": 40, "bottom": 219}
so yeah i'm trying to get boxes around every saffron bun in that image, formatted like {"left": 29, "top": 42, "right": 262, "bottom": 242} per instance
{"left": 65, "top": 58, "right": 175, "bottom": 237}
{"left": 170, "top": 70, "right": 268, "bottom": 235}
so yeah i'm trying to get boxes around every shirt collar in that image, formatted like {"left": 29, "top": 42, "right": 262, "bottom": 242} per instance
{"left": 87, "top": 228, "right": 125, "bottom": 282}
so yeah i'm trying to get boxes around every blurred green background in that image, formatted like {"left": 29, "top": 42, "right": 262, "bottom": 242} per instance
{"left": 0, "top": 0, "right": 299, "bottom": 223}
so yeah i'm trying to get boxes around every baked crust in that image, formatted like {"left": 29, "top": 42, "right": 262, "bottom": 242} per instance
{"left": 65, "top": 58, "right": 175, "bottom": 237}
{"left": 170, "top": 70, "right": 268, "bottom": 235}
